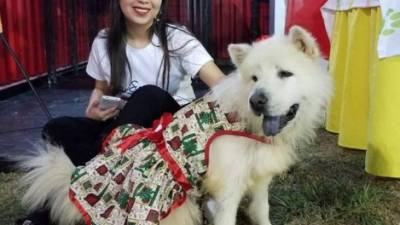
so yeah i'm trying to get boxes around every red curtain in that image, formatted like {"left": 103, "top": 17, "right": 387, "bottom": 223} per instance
{"left": 211, "top": 0, "right": 269, "bottom": 59}
{"left": 0, "top": 0, "right": 46, "bottom": 85}
{"left": 0, "top": 0, "right": 108, "bottom": 86}
{"left": 285, "top": 0, "right": 330, "bottom": 59}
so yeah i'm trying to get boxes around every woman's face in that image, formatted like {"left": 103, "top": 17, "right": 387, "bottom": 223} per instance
{"left": 119, "top": 0, "right": 162, "bottom": 29}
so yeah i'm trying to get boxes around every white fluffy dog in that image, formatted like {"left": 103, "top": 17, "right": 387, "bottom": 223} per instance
{"left": 19, "top": 26, "right": 331, "bottom": 225}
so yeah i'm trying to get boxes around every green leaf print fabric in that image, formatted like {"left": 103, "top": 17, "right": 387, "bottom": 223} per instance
{"left": 378, "top": 1, "right": 400, "bottom": 58}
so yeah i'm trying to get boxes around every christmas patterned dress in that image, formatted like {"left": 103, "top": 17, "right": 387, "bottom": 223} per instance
{"left": 69, "top": 93, "right": 271, "bottom": 225}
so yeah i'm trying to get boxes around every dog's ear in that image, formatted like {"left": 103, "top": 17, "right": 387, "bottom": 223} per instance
{"left": 228, "top": 44, "right": 251, "bottom": 66}
{"left": 288, "top": 26, "right": 320, "bottom": 59}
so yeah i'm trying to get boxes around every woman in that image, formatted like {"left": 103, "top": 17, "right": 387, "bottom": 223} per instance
{"left": 18, "top": 0, "right": 225, "bottom": 224}
{"left": 42, "top": 0, "right": 225, "bottom": 165}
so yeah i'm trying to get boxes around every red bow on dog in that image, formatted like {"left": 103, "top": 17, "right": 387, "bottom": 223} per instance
{"left": 255, "top": 34, "right": 270, "bottom": 42}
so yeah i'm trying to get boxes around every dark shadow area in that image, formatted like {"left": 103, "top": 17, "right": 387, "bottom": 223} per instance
{"left": 0, "top": 71, "right": 92, "bottom": 170}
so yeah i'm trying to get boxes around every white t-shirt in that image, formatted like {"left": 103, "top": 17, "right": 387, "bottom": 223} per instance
{"left": 86, "top": 25, "right": 213, "bottom": 105}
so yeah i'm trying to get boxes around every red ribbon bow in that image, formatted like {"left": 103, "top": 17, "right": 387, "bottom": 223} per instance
{"left": 255, "top": 34, "right": 270, "bottom": 42}
{"left": 116, "top": 113, "right": 193, "bottom": 192}
{"left": 117, "top": 113, "right": 173, "bottom": 151}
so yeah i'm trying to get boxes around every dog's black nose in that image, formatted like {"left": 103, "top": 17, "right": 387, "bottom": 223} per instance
{"left": 249, "top": 92, "right": 268, "bottom": 114}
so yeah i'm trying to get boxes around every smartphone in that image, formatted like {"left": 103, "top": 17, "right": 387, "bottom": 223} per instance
{"left": 99, "top": 95, "right": 126, "bottom": 110}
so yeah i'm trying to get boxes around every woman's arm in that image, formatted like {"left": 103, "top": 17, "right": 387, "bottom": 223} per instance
{"left": 197, "top": 61, "right": 226, "bottom": 87}
{"left": 85, "top": 80, "right": 119, "bottom": 121}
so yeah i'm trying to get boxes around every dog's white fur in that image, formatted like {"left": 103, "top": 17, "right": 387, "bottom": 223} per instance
{"left": 19, "top": 26, "right": 331, "bottom": 225}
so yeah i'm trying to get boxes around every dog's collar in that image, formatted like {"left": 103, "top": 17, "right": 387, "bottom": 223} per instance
{"left": 204, "top": 130, "right": 274, "bottom": 166}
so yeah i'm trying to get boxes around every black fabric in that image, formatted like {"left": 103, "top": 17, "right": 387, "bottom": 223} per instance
{"left": 42, "top": 116, "right": 108, "bottom": 166}
{"left": 42, "top": 85, "right": 181, "bottom": 166}
{"left": 15, "top": 209, "right": 55, "bottom": 225}
{"left": 104, "top": 85, "right": 181, "bottom": 133}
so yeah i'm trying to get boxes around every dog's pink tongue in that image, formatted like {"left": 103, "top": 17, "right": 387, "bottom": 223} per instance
{"left": 262, "top": 116, "right": 282, "bottom": 136}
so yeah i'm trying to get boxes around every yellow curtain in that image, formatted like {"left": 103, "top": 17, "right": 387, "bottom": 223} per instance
{"left": 326, "top": 7, "right": 400, "bottom": 177}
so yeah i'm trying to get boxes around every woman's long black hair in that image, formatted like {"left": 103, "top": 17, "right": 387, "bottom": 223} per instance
{"left": 106, "top": 0, "right": 172, "bottom": 95}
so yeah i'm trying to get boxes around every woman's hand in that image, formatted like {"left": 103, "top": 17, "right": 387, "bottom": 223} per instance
{"left": 85, "top": 80, "right": 119, "bottom": 121}
{"left": 86, "top": 99, "right": 119, "bottom": 121}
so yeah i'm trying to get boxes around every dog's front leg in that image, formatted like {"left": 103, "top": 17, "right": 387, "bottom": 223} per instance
{"left": 213, "top": 181, "right": 245, "bottom": 225}
{"left": 205, "top": 136, "right": 252, "bottom": 225}
{"left": 248, "top": 177, "right": 273, "bottom": 225}
{"left": 207, "top": 162, "right": 247, "bottom": 225}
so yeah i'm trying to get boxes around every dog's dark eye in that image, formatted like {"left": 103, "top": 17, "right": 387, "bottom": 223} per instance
{"left": 251, "top": 75, "right": 258, "bottom": 82}
{"left": 278, "top": 70, "right": 293, "bottom": 78}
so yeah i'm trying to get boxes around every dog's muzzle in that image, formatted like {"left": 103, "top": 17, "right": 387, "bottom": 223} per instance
{"left": 250, "top": 93, "right": 299, "bottom": 136}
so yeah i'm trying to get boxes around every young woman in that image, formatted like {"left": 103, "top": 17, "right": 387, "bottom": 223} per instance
{"left": 43, "top": 0, "right": 224, "bottom": 165}
{"left": 17, "top": 0, "right": 224, "bottom": 224}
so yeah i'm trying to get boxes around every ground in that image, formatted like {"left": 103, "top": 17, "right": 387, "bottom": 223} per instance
{"left": 1, "top": 129, "right": 399, "bottom": 225}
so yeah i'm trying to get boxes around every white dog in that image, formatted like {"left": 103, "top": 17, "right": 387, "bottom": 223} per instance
{"left": 19, "top": 26, "right": 331, "bottom": 225}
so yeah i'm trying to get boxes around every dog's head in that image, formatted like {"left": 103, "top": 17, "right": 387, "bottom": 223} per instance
{"left": 227, "top": 26, "right": 331, "bottom": 139}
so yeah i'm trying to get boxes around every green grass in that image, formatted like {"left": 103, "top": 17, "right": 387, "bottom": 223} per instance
{"left": 0, "top": 172, "right": 26, "bottom": 225}
{"left": 270, "top": 176, "right": 391, "bottom": 225}
{"left": 267, "top": 130, "right": 400, "bottom": 225}
{"left": 0, "top": 130, "right": 399, "bottom": 225}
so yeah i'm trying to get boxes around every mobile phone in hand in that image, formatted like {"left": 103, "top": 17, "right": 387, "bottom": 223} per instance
{"left": 99, "top": 96, "right": 126, "bottom": 110}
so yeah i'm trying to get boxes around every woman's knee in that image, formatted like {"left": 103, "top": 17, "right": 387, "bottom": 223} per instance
{"left": 41, "top": 116, "right": 73, "bottom": 141}
{"left": 115, "top": 85, "right": 180, "bottom": 128}
{"left": 130, "top": 85, "right": 170, "bottom": 100}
